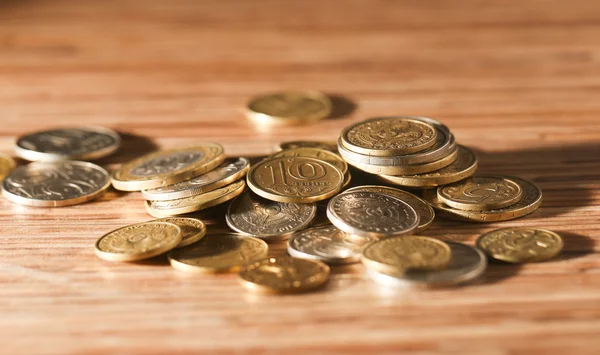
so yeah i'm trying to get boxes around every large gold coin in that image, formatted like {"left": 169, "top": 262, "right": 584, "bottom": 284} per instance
{"left": 153, "top": 217, "right": 207, "bottom": 248}
{"left": 238, "top": 256, "right": 330, "bottom": 294}
{"left": 0, "top": 153, "right": 16, "bottom": 180}
{"left": 476, "top": 227, "right": 563, "bottom": 263}
{"left": 168, "top": 233, "right": 268, "bottom": 273}
{"left": 278, "top": 141, "right": 337, "bottom": 152}
{"left": 437, "top": 175, "right": 522, "bottom": 211}
{"left": 247, "top": 91, "right": 332, "bottom": 126}
{"left": 112, "top": 144, "right": 225, "bottom": 191}
{"left": 95, "top": 221, "right": 182, "bottom": 262}
{"left": 343, "top": 147, "right": 458, "bottom": 175}
{"left": 247, "top": 156, "right": 344, "bottom": 203}
{"left": 270, "top": 147, "right": 348, "bottom": 175}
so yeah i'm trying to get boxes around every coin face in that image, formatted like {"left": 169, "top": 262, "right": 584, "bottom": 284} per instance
{"left": 226, "top": 190, "right": 317, "bottom": 240}
{"left": 477, "top": 227, "right": 563, "bottom": 263}
{"left": 112, "top": 144, "right": 225, "bottom": 191}
{"left": 247, "top": 91, "right": 332, "bottom": 125}
{"left": 168, "top": 233, "right": 268, "bottom": 273}
{"left": 326, "top": 191, "right": 419, "bottom": 238}
{"left": 154, "top": 217, "right": 207, "bottom": 248}
{"left": 2, "top": 161, "right": 111, "bottom": 207}
{"left": 247, "top": 156, "right": 344, "bottom": 203}
{"left": 271, "top": 148, "right": 348, "bottom": 175}
{"left": 0, "top": 153, "right": 16, "bottom": 180}
{"left": 95, "top": 221, "right": 182, "bottom": 262}
{"left": 141, "top": 157, "right": 250, "bottom": 201}
{"left": 238, "top": 256, "right": 330, "bottom": 294}
{"left": 438, "top": 176, "right": 522, "bottom": 211}
{"left": 278, "top": 141, "right": 337, "bottom": 152}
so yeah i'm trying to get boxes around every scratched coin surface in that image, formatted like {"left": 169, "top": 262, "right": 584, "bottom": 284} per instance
{"left": 142, "top": 157, "right": 250, "bottom": 201}
{"left": 168, "top": 233, "right": 268, "bottom": 273}
{"left": 476, "top": 227, "right": 563, "bottom": 263}
{"left": 247, "top": 156, "right": 344, "bottom": 203}
{"left": 238, "top": 256, "right": 330, "bottom": 294}
{"left": 271, "top": 148, "right": 348, "bottom": 175}
{"left": 438, "top": 176, "right": 523, "bottom": 211}
{"left": 226, "top": 190, "right": 317, "bottom": 240}
{"left": 112, "top": 143, "right": 225, "bottom": 191}
{"left": 15, "top": 127, "right": 121, "bottom": 162}
{"left": 326, "top": 191, "right": 419, "bottom": 238}
{"left": 247, "top": 91, "right": 332, "bottom": 126}
{"left": 154, "top": 217, "right": 207, "bottom": 248}
{"left": 2, "top": 161, "right": 111, "bottom": 207}
{"left": 278, "top": 141, "right": 337, "bottom": 152}
{"left": 0, "top": 153, "right": 16, "bottom": 181}
{"left": 95, "top": 221, "right": 182, "bottom": 262}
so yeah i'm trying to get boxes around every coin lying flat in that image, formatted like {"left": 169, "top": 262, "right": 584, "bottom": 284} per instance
{"left": 168, "top": 233, "right": 268, "bottom": 273}
{"left": 112, "top": 143, "right": 225, "bottom": 191}
{"left": 154, "top": 217, "right": 207, "bottom": 248}
{"left": 238, "top": 256, "right": 330, "bottom": 294}
{"left": 141, "top": 157, "right": 249, "bottom": 201}
{"left": 437, "top": 175, "right": 522, "bottom": 211}
{"left": 2, "top": 161, "right": 111, "bottom": 207}
{"left": 226, "top": 190, "right": 317, "bottom": 240}
{"left": 14, "top": 126, "right": 121, "bottom": 162}
{"left": 247, "top": 91, "right": 332, "bottom": 126}
{"left": 95, "top": 221, "right": 182, "bottom": 262}
{"left": 326, "top": 191, "right": 419, "bottom": 238}
{"left": 0, "top": 153, "right": 16, "bottom": 180}
{"left": 278, "top": 141, "right": 337, "bottom": 152}
{"left": 476, "top": 227, "right": 563, "bottom": 263}
{"left": 271, "top": 148, "right": 348, "bottom": 175}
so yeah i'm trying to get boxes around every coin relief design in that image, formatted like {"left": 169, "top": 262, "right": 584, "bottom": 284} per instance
{"left": 438, "top": 176, "right": 522, "bottom": 211}
{"left": 271, "top": 148, "right": 348, "bottom": 175}
{"left": 154, "top": 217, "right": 206, "bottom": 248}
{"left": 130, "top": 152, "right": 204, "bottom": 177}
{"left": 248, "top": 91, "right": 332, "bottom": 122}
{"left": 477, "top": 228, "right": 563, "bottom": 263}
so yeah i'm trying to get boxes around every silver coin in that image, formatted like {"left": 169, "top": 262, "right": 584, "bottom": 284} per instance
{"left": 1, "top": 160, "right": 111, "bottom": 207}
{"left": 15, "top": 127, "right": 121, "bottom": 162}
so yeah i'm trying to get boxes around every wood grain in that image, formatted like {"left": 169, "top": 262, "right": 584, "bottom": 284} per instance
{"left": 1, "top": 1, "right": 599, "bottom": 354}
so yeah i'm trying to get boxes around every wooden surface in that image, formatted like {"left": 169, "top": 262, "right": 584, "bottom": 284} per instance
{"left": 1, "top": 1, "right": 600, "bottom": 354}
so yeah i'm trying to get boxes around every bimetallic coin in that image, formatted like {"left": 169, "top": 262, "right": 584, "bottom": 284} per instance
{"left": 271, "top": 148, "right": 348, "bottom": 175}
{"left": 238, "top": 256, "right": 330, "bottom": 294}
{"left": 0, "top": 153, "right": 16, "bottom": 180}
{"left": 342, "top": 147, "right": 458, "bottom": 175}
{"left": 168, "top": 233, "right": 268, "bottom": 273}
{"left": 112, "top": 143, "right": 225, "bottom": 191}
{"left": 226, "top": 190, "right": 317, "bottom": 240}
{"left": 141, "top": 157, "right": 250, "bottom": 201}
{"left": 438, "top": 175, "right": 522, "bottom": 211}
{"left": 15, "top": 126, "right": 121, "bottom": 162}
{"left": 247, "top": 91, "right": 332, "bottom": 126}
{"left": 95, "top": 221, "right": 182, "bottom": 262}
{"left": 278, "top": 141, "right": 337, "bottom": 152}
{"left": 477, "top": 227, "right": 563, "bottom": 263}
{"left": 154, "top": 217, "right": 207, "bottom": 248}
{"left": 2, "top": 161, "right": 111, "bottom": 207}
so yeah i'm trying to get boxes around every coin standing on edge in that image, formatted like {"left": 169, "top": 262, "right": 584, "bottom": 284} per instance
{"left": 247, "top": 91, "right": 332, "bottom": 126}
{"left": 476, "top": 227, "right": 563, "bottom": 263}
{"left": 437, "top": 175, "right": 523, "bottom": 211}
{"left": 0, "top": 153, "right": 16, "bottom": 180}
{"left": 154, "top": 217, "right": 207, "bottom": 248}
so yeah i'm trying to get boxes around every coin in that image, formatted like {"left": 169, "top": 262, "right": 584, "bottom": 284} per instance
{"left": 247, "top": 156, "right": 344, "bottom": 203}
{"left": 238, "top": 256, "right": 330, "bottom": 294}
{"left": 154, "top": 217, "right": 207, "bottom": 248}
{"left": 141, "top": 157, "right": 250, "bottom": 201}
{"left": 361, "top": 236, "right": 452, "bottom": 274}
{"left": 247, "top": 91, "right": 332, "bottom": 126}
{"left": 476, "top": 227, "right": 563, "bottom": 263}
{"left": 0, "top": 153, "right": 16, "bottom": 180}
{"left": 112, "top": 143, "right": 225, "bottom": 191}
{"left": 145, "top": 180, "right": 245, "bottom": 217}
{"left": 326, "top": 191, "right": 419, "bottom": 238}
{"left": 14, "top": 127, "right": 121, "bottom": 162}
{"left": 342, "top": 147, "right": 458, "bottom": 175}
{"left": 437, "top": 175, "right": 523, "bottom": 211}
{"left": 278, "top": 141, "right": 337, "bottom": 152}
{"left": 168, "top": 233, "right": 268, "bottom": 273}
{"left": 270, "top": 148, "right": 348, "bottom": 175}
{"left": 2, "top": 161, "right": 111, "bottom": 207}
{"left": 226, "top": 190, "right": 317, "bottom": 240}
{"left": 346, "top": 185, "right": 435, "bottom": 233}
{"left": 287, "top": 225, "right": 375, "bottom": 264}
{"left": 95, "top": 221, "right": 182, "bottom": 262}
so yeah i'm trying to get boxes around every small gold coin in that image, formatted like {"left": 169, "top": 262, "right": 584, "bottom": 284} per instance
{"left": 95, "top": 221, "right": 182, "bottom": 262}
{"left": 0, "top": 153, "right": 16, "bottom": 180}
{"left": 476, "top": 227, "right": 563, "bottom": 263}
{"left": 278, "top": 141, "right": 337, "bottom": 152}
{"left": 270, "top": 147, "right": 348, "bottom": 175}
{"left": 437, "top": 175, "right": 522, "bottom": 211}
{"left": 247, "top": 91, "right": 332, "bottom": 126}
{"left": 168, "top": 233, "right": 268, "bottom": 274}
{"left": 153, "top": 217, "right": 207, "bottom": 248}
{"left": 238, "top": 256, "right": 330, "bottom": 294}
{"left": 112, "top": 144, "right": 225, "bottom": 191}
{"left": 247, "top": 156, "right": 344, "bottom": 203}
{"left": 342, "top": 147, "right": 458, "bottom": 175}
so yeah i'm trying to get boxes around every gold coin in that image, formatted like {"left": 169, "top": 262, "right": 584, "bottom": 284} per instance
{"left": 476, "top": 227, "right": 563, "bottom": 263}
{"left": 145, "top": 180, "right": 245, "bottom": 217}
{"left": 112, "top": 144, "right": 225, "bottom": 191}
{"left": 341, "top": 117, "right": 437, "bottom": 156}
{"left": 271, "top": 147, "right": 348, "bottom": 175}
{"left": 247, "top": 156, "right": 344, "bottom": 203}
{"left": 343, "top": 147, "right": 458, "bottom": 175}
{"left": 361, "top": 236, "right": 452, "bottom": 274}
{"left": 238, "top": 256, "right": 330, "bottom": 294}
{"left": 0, "top": 153, "right": 16, "bottom": 180}
{"left": 153, "top": 217, "right": 206, "bottom": 248}
{"left": 95, "top": 221, "right": 182, "bottom": 262}
{"left": 247, "top": 91, "right": 332, "bottom": 126}
{"left": 437, "top": 175, "right": 523, "bottom": 211}
{"left": 168, "top": 233, "right": 268, "bottom": 273}
{"left": 278, "top": 141, "right": 337, "bottom": 152}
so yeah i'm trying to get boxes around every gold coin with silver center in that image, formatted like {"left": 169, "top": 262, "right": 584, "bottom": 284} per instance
{"left": 247, "top": 91, "right": 332, "bottom": 126}
{"left": 437, "top": 175, "right": 522, "bottom": 211}
{"left": 476, "top": 227, "right": 563, "bottom": 263}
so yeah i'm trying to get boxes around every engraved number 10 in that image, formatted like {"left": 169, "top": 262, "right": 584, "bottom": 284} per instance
{"left": 266, "top": 160, "right": 326, "bottom": 186}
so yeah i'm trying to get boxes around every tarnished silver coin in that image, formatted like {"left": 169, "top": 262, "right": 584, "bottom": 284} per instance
{"left": 15, "top": 127, "right": 121, "bottom": 162}
{"left": 226, "top": 190, "right": 317, "bottom": 240}
{"left": 2, "top": 160, "right": 111, "bottom": 207}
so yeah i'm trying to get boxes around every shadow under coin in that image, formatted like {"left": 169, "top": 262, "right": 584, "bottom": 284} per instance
{"left": 326, "top": 94, "right": 357, "bottom": 120}
{"left": 551, "top": 231, "right": 595, "bottom": 262}
{"left": 131, "top": 254, "right": 170, "bottom": 267}
{"left": 96, "top": 132, "right": 159, "bottom": 166}
{"left": 475, "top": 263, "right": 522, "bottom": 286}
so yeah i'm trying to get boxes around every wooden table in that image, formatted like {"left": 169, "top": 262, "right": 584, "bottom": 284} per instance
{"left": 1, "top": 1, "right": 599, "bottom": 354}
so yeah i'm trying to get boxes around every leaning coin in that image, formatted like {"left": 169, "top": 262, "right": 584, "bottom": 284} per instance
{"left": 247, "top": 91, "right": 332, "bottom": 126}
{"left": 2, "top": 161, "right": 111, "bottom": 207}
{"left": 168, "top": 233, "right": 268, "bottom": 273}
{"left": 270, "top": 148, "right": 348, "bottom": 175}
{"left": 0, "top": 153, "right": 16, "bottom": 180}
{"left": 437, "top": 175, "right": 523, "bottom": 211}
{"left": 343, "top": 147, "right": 458, "bottom": 175}
{"left": 476, "top": 227, "right": 563, "bottom": 263}
{"left": 238, "top": 256, "right": 330, "bottom": 294}
{"left": 154, "top": 217, "right": 206, "bottom": 248}
{"left": 94, "top": 221, "right": 182, "bottom": 262}
{"left": 278, "top": 141, "right": 337, "bottom": 152}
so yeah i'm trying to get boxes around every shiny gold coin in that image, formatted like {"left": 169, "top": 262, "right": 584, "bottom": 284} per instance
{"left": 271, "top": 147, "right": 348, "bottom": 175}
{"left": 476, "top": 227, "right": 563, "bottom": 263}
{"left": 278, "top": 141, "right": 337, "bottom": 152}
{"left": 112, "top": 143, "right": 225, "bottom": 191}
{"left": 168, "top": 233, "right": 268, "bottom": 274}
{"left": 94, "top": 221, "right": 182, "bottom": 262}
{"left": 343, "top": 147, "right": 458, "bottom": 175}
{"left": 0, "top": 153, "right": 16, "bottom": 181}
{"left": 437, "top": 175, "right": 523, "bottom": 211}
{"left": 238, "top": 256, "right": 330, "bottom": 294}
{"left": 153, "top": 217, "right": 207, "bottom": 248}
{"left": 247, "top": 91, "right": 332, "bottom": 126}
{"left": 247, "top": 156, "right": 344, "bottom": 203}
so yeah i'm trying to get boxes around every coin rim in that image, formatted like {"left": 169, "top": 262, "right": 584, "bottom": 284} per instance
{"left": 286, "top": 225, "right": 367, "bottom": 264}
{"left": 475, "top": 227, "right": 563, "bottom": 263}
{"left": 343, "top": 147, "right": 458, "bottom": 175}
{"left": 437, "top": 175, "right": 524, "bottom": 211}
{"left": 271, "top": 147, "right": 348, "bottom": 175}
{"left": 153, "top": 217, "right": 207, "bottom": 248}
{"left": 246, "top": 91, "right": 332, "bottom": 126}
